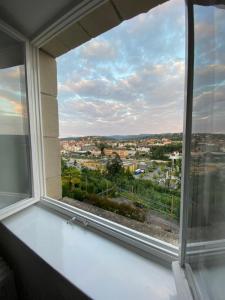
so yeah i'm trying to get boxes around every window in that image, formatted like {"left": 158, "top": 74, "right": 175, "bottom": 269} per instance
{"left": 185, "top": 2, "right": 225, "bottom": 299}
{"left": 0, "top": 29, "right": 32, "bottom": 210}
{"left": 188, "top": 3, "right": 225, "bottom": 243}
{"left": 55, "top": 0, "right": 185, "bottom": 245}
{"left": 2, "top": 0, "right": 225, "bottom": 298}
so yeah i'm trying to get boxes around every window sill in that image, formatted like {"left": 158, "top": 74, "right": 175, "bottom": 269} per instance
{"left": 41, "top": 197, "right": 178, "bottom": 264}
{"left": 2, "top": 204, "right": 177, "bottom": 300}
{"left": 0, "top": 196, "right": 39, "bottom": 221}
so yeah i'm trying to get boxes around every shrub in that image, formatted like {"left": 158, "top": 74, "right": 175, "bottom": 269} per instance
{"left": 71, "top": 189, "right": 87, "bottom": 201}
{"left": 62, "top": 182, "right": 70, "bottom": 197}
{"left": 85, "top": 194, "right": 146, "bottom": 222}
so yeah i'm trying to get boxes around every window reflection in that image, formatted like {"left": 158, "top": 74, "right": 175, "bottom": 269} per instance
{"left": 188, "top": 4, "right": 225, "bottom": 242}
{"left": 0, "top": 31, "right": 32, "bottom": 209}
{"left": 187, "top": 4, "right": 225, "bottom": 299}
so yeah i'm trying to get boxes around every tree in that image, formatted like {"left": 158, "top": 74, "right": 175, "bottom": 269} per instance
{"left": 99, "top": 143, "right": 107, "bottom": 156}
{"left": 63, "top": 167, "right": 80, "bottom": 192}
{"left": 106, "top": 153, "right": 123, "bottom": 178}
{"left": 61, "top": 158, "right": 67, "bottom": 175}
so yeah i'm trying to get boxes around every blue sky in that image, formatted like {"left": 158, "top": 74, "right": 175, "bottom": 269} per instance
{"left": 57, "top": 0, "right": 185, "bottom": 137}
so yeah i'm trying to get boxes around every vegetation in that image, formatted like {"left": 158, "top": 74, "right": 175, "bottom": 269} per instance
{"left": 150, "top": 143, "right": 182, "bottom": 160}
{"left": 61, "top": 154, "right": 180, "bottom": 222}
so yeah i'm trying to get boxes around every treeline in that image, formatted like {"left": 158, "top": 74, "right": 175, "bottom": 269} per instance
{"left": 150, "top": 143, "right": 182, "bottom": 160}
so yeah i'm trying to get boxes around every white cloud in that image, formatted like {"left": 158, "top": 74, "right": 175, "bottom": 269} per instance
{"left": 80, "top": 39, "right": 117, "bottom": 60}
{"left": 57, "top": 0, "right": 185, "bottom": 137}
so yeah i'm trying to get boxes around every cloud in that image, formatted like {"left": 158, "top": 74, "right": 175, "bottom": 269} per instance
{"left": 57, "top": 0, "right": 185, "bottom": 137}
{"left": 79, "top": 39, "right": 117, "bottom": 60}
{"left": 192, "top": 84, "right": 225, "bottom": 133}
{"left": 0, "top": 66, "right": 25, "bottom": 91}
{"left": 0, "top": 97, "right": 24, "bottom": 116}
{"left": 0, "top": 65, "right": 28, "bottom": 135}
{"left": 189, "top": 5, "right": 225, "bottom": 133}
{"left": 194, "top": 4, "right": 225, "bottom": 65}
{"left": 194, "top": 64, "right": 225, "bottom": 90}
{"left": 59, "top": 60, "right": 184, "bottom": 104}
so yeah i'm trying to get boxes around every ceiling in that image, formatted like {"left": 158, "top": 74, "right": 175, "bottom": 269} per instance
{"left": 0, "top": 0, "right": 168, "bottom": 58}
{"left": 0, "top": 30, "right": 24, "bottom": 68}
{"left": 0, "top": 0, "right": 83, "bottom": 38}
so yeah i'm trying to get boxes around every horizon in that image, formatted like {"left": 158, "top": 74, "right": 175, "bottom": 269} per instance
{"left": 60, "top": 132, "right": 183, "bottom": 139}
{"left": 60, "top": 131, "right": 225, "bottom": 139}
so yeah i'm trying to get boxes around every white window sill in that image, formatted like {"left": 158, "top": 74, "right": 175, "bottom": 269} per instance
{"left": 2, "top": 204, "right": 177, "bottom": 300}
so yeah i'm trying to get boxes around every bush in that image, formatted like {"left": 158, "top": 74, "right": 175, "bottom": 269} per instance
{"left": 62, "top": 183, "right": 70, "bottom": 197}
{"left": 71, "top": 189, "right": 87, "bottom": 201}
{"left": 85, "top": 194, "right": 146, "bottom": 222}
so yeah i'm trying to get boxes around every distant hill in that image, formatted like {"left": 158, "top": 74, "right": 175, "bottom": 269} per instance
{"left": 106, "top": 133, "right": 183, "bottom": 141}
{"left": 60, "top": 133, "right": 183, "bottom": 142}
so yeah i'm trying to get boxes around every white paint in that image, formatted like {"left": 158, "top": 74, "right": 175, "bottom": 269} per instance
{"left": 3, "top": 205, "right": 177, "bottom": 300}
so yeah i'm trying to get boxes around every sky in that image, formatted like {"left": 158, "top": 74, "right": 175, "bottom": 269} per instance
{"left": 192, "top": 4, "right": 225, "bottom": 134}
{"left": 1, "top": 2, "right": 225, "bottom": 137}
{"left": 57, "top": 0, "right": 185, "bottom": 138}
{"left": 0, "top": 29, "right": 28, "bottom": 136}
{"left": 0, "top": 66, "right": 28, "bottom": 135}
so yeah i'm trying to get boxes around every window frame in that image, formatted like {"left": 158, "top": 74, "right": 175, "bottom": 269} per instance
{"left": 34, "top": 0, "right": 185, "bottom": 263}
{"left": 0, "top": 20, "right": 42, "bottom": 220}
{"left": 175, "top": 1, "right": 225, "bottom": 298}
{"left": 0, "top": 0, "right": 191, "bottom": 265}
{"left": 179, "top": 0, "right": 194, "bottom": 268}
{"left": 2, "top": 3, "right": 224, "bottom": 298}
{"left": 32, "top": 0, "right": 185, "bottom": 265}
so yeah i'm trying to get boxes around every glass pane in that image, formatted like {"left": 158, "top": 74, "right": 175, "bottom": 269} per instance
{"left": 0, "top": 30, "right": 32, "bottom": 209}
{"left": 187, "top": 3, "right": 225, "bottom": 299}
{"left": 56, "top": 0, "right": 185, "bottom": 245}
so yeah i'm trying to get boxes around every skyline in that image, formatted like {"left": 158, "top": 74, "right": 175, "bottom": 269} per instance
{"left": 57, "top": 0, "right": 185, "bottom": 138}
{"left": 60, "top": 132, "right": 183, "bottom": 139}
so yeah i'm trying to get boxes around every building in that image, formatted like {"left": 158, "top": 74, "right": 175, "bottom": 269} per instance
{"left": 80, "top": 160, "right": 104, "bottom": 171}
{"left": 104, "top": 148, "right": 128, "bottom": 158}
{"left": 123, "top": 160, "right": 138, "bottom": 172}
{"left": 90, "top": 149, "right": 101, "bottom": 157}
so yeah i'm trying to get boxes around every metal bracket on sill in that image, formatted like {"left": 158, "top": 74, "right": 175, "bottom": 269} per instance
{"left": 67, "top": 215, "right": 89, "bottom": 227}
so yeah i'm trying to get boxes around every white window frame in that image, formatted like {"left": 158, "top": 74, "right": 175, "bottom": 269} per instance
{"left": 0, "top": 0, "right": 197, "bottom": 266}
{"left": 1, "top": 2, "right": 224, "bottom": 299}
{"left": 32, "top": 0, "right": 182, "bottom": 263}
{"left": 0, "top": 20, "right": 42, "bottom": 220}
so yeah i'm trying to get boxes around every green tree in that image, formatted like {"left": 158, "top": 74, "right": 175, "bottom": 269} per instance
{"left": 106, "top": 153, "right": 123, "bottom": 178}
{"left": 61, "top": 158, "right": 67, "bottom": 175}
{"left": 98, "top": 142, "right": 111, "bottom": 156}
{"left": 63, "top": 167, "right": 80, "bottom": 192}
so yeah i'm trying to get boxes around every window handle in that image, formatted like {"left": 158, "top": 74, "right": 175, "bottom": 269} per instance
{"left": 67, "top": 216, "right": 76, "bottom": 225}
{"left": 67, "top": 215, "right": 89, "bottom": 227}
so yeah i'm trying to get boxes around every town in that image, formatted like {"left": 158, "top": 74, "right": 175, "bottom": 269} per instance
{"left": 60, "top": 133, "right": 183, "bottom": 235}
{"left": 60, "top": 134, "right": 182, "bottom": 191}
